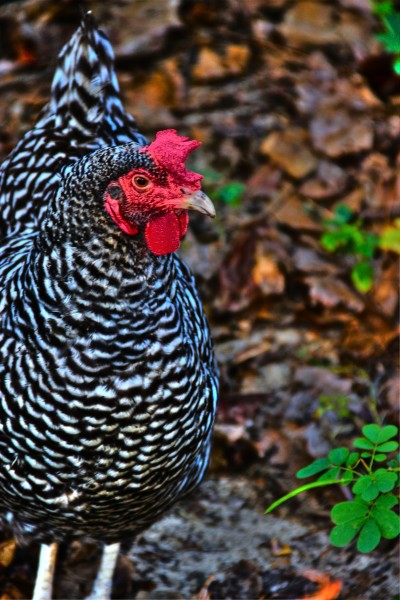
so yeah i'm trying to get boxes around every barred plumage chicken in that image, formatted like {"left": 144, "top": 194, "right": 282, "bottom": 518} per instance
{"left": 0, "top": 13, "right": 218, "bottom": 599}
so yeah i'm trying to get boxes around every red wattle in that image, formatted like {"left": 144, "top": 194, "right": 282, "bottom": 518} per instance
{"left": 145, "top": 213, "right": 182, "bottom": 255}
{"left": 178, "top": 212, "right": 189, "bottom": 236}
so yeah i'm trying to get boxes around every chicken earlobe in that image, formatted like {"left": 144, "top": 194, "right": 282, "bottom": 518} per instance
{"left": 104, "top": 191, "right": 139, "bottom": 236}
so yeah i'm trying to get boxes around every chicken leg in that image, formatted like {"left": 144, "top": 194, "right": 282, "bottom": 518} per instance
{"left": 85, "top": 542, "right": 120, "bottom": 600}
{"left": 32, "top": 543, "right": 58, "bottom": 600}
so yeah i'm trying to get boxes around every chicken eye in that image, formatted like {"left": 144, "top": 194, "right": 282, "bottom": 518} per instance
{"left": 132, "top": 175, "right": 151, "bottom": 190}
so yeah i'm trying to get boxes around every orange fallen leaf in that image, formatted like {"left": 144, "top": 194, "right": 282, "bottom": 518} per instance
{"left": 271, "top": 537, "right": 292, "bottom": 556}
{"left": 1, "top": 583, "right": 27, "bottom": 600}
{"left": 0, "top": 539, "right": 16, "bottom": 568}
{"left": 196, "top": 574, "right": 216, "bottom": 600}
{"left": 16, "top": 45, "right": 37, "bottom": 66}
{"left": 297, "top": 570, "right": 342, "bottom": 600}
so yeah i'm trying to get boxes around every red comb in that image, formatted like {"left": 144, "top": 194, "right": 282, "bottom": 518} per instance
{"left": 141, "top": 129, "right": 203, "bottom": 190}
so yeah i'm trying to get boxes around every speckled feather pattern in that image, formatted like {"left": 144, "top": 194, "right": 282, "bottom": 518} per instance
{"left": 0, "top": 16, "right": 218, "bottom": 544}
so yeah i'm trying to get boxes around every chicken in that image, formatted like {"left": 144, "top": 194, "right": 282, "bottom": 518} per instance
{"left": 0, "top": 12, "right": 218, "bottom": 600}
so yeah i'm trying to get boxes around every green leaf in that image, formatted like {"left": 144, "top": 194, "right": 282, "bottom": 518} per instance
{"left": 372, "top": 1, "right": 394, "bottom": 18}
{"left": 379, "top": 221, "right": 400, "bottom": 254}
{"left": 335, "top": 204, "right": 354, "bottom": 224}
{"left": 346, "top": 452, "right": 360, "bottom": 467}
{"left": 351, "top": 262, "right": 374, "bottom": 293}
{"left": 297, "top": 457, "right": 330, "bottom": 478}
{"left": 341, "top": 469, "right": 354, "bottom": 485}
{"left": 381, "top": 425, "right": 399, "bottom": 442}
{"left": 371, "top": 506, "right": 400, "bottom": 539}
{"left": 362, "top": 424, "right": 381, "bottom": 442}
{"left": 352, "top": 475, "right": 371, "bottom": 494}
{"left": 357, "top": 518, "right": 381, "bottom": 552}
{"left": 376, "top": 441, "right": 399, "bottom": 453}
{"left": 265, "top": 479, "right": 347, "bottom": 513}
{"left": 383, "top": 10, "right": 400, "bottom": 36}
{"left": 216, "top": 182, "right": 246, "bottom": 207}
{"left": 321, "top": 231, "right": 346, "bottom": 252}
{"left": 375, "top": 469, "right": 398, "bottom": 493}
{"left": 375, "top": 493, "right": 398, "bottom": 509}
{"left": 353, "top": 470, "right": 397, "bottom": 500}
{"left": 331, "top": 499, "right": 369, "bottom": 524}
{"left": 330, "top": 521, "right": 363, "bottom": 547}
{"left": 374, "top": 454, "right": 389, "bottom": 462}
{"left": 377, "top": 14, "right": 400, "bottom": 53}
{"left": 354, "top": 437, "right": 375, "bottom": 450}
{"left": 318, "top": 394, "right": 351, "bottom": 418}
{"left": 363, "top": 424, "right": 398, "bottom": 444}
{"left": 318, "top": 466, "right": 341, "bottom": 482}
{"left": 353, "top": 475, "right": 379, "bottom": 501}
{"left": 355, "top": 233, "right": 379, "bottom": 258}
{"left": 329, "top": 448, "right": 349, "bottom": 465}
{"left": 324, "top": 204, "right": 353, "bottom": 227}
{"left": 361, "top": 451, "right": 373, "bottom": 458}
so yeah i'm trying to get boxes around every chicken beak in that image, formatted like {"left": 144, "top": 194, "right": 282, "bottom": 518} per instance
{"left": 180, "top": 189, "right": 216, "bottom": 218}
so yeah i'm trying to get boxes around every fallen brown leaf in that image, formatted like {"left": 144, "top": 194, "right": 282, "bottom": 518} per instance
{"left": 310, "top": 111, "right": 373, "bottom": 157}
{"left": 304, "top": 275, "right": 365, "bottom": 312}
{"left": 0, "top": 539, "right": 16, "bottom": 568}
{"left": 261, "top": 128, "right": 318, "bottom": 179}
{"left": 271, "top": 537, "right": 292, "bottom": 556}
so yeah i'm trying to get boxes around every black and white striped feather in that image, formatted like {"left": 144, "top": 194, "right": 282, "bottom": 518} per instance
{"left": 0, "top": 12, "right": 146, "bottom": 239}
{"left": 0, "top": 15, "right": 218, "bottom": 544}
